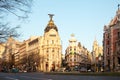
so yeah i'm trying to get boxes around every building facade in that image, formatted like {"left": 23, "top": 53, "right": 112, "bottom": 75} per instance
{"left": 103, "top": 8, "right": 120, "bottom": 72}
{"left": 65, "top": 34, "right": 80, "bottom": 67}
{"left": 2, "top": 37, "right": 21, "bottom": 70}
{"left": 42, "top": 14, "right": 62, "bottom": 71}
{"left": 0, "top": 43, "right": 5, "bottom": 71}
{"left": 65, "top": 34, "right": 91, "bottom": 70}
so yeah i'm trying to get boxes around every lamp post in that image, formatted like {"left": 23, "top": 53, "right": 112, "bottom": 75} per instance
{"left": 34, "top": 62, "right": 37, "bottom": 72}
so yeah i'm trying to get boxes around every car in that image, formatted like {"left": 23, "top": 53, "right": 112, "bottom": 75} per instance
{"left": 12, "top": 68, "right": 19, "bottom": 73}
{"left": 57, "top": 68, "right": 65, "bottom": 72}
{"left": 79, "top": 67, "right": 87, "bottom": 72}
{"left": 73, "top": 66, "right": 79, "bottom": 71}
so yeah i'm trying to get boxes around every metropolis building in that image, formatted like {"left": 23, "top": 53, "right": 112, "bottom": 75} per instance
{"left": 42, "top": 14, "right": 62, "bottom": 71}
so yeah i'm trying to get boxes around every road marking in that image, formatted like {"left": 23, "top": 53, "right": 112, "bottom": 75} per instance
{"left": 21, "top": 76, "right": 52, "bottom": 80}
{"left": 5, "top": 77, "right": 19, "bottom": 80}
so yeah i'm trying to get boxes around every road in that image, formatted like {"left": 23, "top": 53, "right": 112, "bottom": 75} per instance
{"left": 0, "top": 72, "right": 120, "bottom": 80}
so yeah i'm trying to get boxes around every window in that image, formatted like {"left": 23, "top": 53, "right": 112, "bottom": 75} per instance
{"left": 118, "top": 32, "right": 120, "bottom": 38}
{"left": 107, "top": 41, "right": 109, "bottom": 45}
{"left": 108, "top": 48, "right": 110, "bottom": 55}
{"left": 47, "top": 54, "right": 49, "bottom": 57}
{"left": 74, "top": 59, "right": 76, "bottom": 61}
{"left": 47, "top": 40, "right": 49, "bottom": 44}
{"left": 118, "top": 57, "right": 120, "bottom": 64}
{"left": 74, "top": 48, "right": 76, "bottom": 51}
{"left": 70, "top": 48, "right": 72, "bottom": 51}
{"left": 46, "top": 48, "right": 49, "bottom": 53}
{"left": 53, "top": 54, "right": 54, "bottom": 57}
{"left": 56, "top": 40, "right": 58, "bottom": 43}
{"left": 118, "top": 42, "right": 120, "bottom": 46}
{"left": 52, "top": 49, "right": 54, "bottom": 52}
{"left": 52, "top": 40, "right": 54, "bottom": 44}
{"left": 74, "top": 55, "right": 76, "bottom": 57}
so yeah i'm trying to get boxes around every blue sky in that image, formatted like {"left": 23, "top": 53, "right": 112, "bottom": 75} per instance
{"left": 7, "top": 0, "right": 120, "bottom": 53}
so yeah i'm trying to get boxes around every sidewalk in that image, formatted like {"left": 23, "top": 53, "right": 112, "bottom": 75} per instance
{"left": 44, "top": 72, "right": 120, "bottom": 76}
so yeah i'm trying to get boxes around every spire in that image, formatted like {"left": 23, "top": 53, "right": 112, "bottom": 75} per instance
{"left": 44, "top": 14, "right": 58, "bottom": 33}
{"left": 117, "top": 4, "right": 120, "bottom": 15}
{"left": 116, "top": 4, "right": 120, "bottom": 22}
{"left": 118, "top": 4, "right": 120, "bottom": 10}
{"left": 93, "top": 36, "right": 98, "bottom": 46}
{"left": 69, "top": 33, "right": 77, "bottom": 42}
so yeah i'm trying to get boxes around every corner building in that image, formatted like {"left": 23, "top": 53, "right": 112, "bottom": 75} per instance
{"left": 65, "top": 34, "right": 91, "bottom": 69}
{"left": 42, "top": 14, "right": 62, "bottom": 72}
{"left": 65, "top": 34, "right": 80, "bottom": 67}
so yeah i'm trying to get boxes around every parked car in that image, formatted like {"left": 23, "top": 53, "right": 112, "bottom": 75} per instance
{"left": 73, "top": 66, "right": 79, "bottom": 71}
{"left": 57, "top": 68, "right": 65, "bottom": 72}
{"left": 79, "top": 67, "right": 87, "bottom": 72}
{"left": 12, "top": 68, "right": 19, "bottom": 73}
{"left": 65, "top": 66, "right": 71, "bottom": 72}
{"left": 87, "top": 69, "right": 94, "bottom": 72}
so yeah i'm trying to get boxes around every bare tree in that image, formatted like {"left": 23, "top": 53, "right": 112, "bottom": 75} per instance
{"left": 0, "top": 0, "right": 33, "bottom": 42}
{"left": 0, "top": 23, "right": 20, "bottom": 42}
{"left": 0, "top": 0, "right": 33, "bottom": 19}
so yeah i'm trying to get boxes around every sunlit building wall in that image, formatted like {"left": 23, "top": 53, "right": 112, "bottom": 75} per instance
{"left": 0, "top": 43, "right": 5, "bottom": 59}
{"left": 42, "top": 14, "right": 62, "bottom": 72}
{"left": 91, "top": 39, "right": 103, "bottom": 72}
{"left": 65, "top": 34, "right": 91, "bottom": 69}
{"left": 2, "top": 37, "right": 21, "bottom": 69}
{"left": 65, "top": 34, "right": 80, "bottom": 67}
{"left": 0, "top": 43, "right": 5, "bottom": 70}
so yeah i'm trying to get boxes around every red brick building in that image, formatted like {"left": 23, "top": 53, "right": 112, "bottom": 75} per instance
{"left": 103, "top": 7, "right": 120, "bottom": 72}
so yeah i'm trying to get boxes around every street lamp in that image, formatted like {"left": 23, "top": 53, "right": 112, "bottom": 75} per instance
{"left": 34, "top": 62, "right": 37, "bottom": 72}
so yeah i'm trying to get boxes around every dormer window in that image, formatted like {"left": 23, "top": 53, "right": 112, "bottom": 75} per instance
{"left": 49, "top": 29, "right": 57, "bottom": 37}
